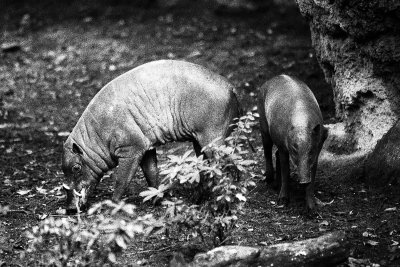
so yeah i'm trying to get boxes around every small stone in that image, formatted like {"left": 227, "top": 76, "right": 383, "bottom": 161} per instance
{"left": 83, "top": 17, "right": 93, "bottom": 23}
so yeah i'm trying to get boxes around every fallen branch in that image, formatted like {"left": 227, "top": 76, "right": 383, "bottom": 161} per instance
{"left": 255, "top": 231, "right": 349, "bottom": 267}
{"left": 172, "top": 231, "right": 349, "bottom": 267}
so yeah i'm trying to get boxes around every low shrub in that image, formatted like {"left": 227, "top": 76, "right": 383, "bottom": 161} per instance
{"left": 140, "top": 112, "right": 259, "bottom": 247}
{"left": 26, "top": 112, "right": 260, "bottom": 265}
{"left": 25, "top": 200, "right": 156, "bottom": 266}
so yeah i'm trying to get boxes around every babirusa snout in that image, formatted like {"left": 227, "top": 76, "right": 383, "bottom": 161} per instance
{"left": 63, "top": 183, "right": 88, "bottom": 214}
{"left": 298, "top": 160, "right": 312, "bottom": 184}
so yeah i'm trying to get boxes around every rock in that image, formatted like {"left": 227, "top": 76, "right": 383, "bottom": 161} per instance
{"left": 365, "top": 120, "right": 400, "bottom": 187}
{"left": 295, "top": 0, "right": 400, "bottom": 151}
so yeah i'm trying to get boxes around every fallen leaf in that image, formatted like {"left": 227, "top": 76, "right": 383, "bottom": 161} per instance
{"left": 319, "top": 220, "right": 329, "bottom": 226}
{"left": 186, "top": 50, "right": 202, "bottom": 58}
{"left": 36, "top": 187, "right": 47, "bottom": 194}
{"left": 54, "top": 54, "right": 67, "bottom": 65}
{"left": 384, "top": 207, "right": 397, "bottom": 212}
{"left": 315, "top": 198, "right": 334, "bottom": 207}
{"left": 17, "top": 189, "right": 31, "bottom": 195}
{"left": 38, "top": 214, "right": 48, "bottom": 220}
{"left": 366, "top": 240, "right": 379, "bottom": 246}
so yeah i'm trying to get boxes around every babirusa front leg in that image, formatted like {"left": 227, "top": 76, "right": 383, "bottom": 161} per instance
{"left": 305, "top": 163, "right": 317, "bottom": 211}
{"left": 112, "top": 156, "right": 141, "bottom": 202}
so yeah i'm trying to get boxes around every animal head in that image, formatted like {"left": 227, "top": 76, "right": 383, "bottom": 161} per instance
{"left": 62, "top": 141, "right": 98, "bottom": 213}
{"left": 288, "top": 124, "right": 328, "bottom": 183}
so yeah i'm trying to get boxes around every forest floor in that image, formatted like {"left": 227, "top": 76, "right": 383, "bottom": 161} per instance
{"left": 0, "top": 0, "right": 399, "bottom": 266}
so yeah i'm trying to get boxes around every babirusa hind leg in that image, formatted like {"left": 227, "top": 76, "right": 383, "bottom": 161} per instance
{"left": 277, "top": 149, "right": 290, "bottom": 206}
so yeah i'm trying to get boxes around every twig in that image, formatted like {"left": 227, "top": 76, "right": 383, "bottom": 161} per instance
{"left": 249, "top": 184, "right": 258, "bottom": 193}
{"left": 218, "top": 235, "right": 232, "bottom": 246}
{"left": 5, "top": 209, "right": 29, "bottom": 214}
{"left": 49, "top": 214, "right": 84, "bottom": 218}
{"left": 134, "top": 245, "right": 173, "bottom": 254}
{"left": 247, "top": 138, "right": 256, "bottom": 153}
{"left": 0, "top": 138, "right": 22, "bottom": 143}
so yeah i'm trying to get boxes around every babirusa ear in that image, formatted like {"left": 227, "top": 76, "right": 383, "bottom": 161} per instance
{"left": 72, "top": 143, "right": 83, "bottom": 155}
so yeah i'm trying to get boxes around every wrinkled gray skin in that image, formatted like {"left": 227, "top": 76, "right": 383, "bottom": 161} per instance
{"left": 258, "top": 75, "right": 328, "bottom": 211}
{"left": 62, "top": 60, "right": 240, "bottom": 212}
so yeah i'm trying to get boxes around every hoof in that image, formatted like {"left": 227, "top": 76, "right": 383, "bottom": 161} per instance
{"left": 303, "top": 206, "right": 318, "bottom": 218}
{"left": 277, "top": 196, "right": 289, "bottom": 206}
{"left": 264, "top": 175, "right": 274, "bottom": 184}
{"left": 305, "top": 197, "right": 317, "bottom": 212}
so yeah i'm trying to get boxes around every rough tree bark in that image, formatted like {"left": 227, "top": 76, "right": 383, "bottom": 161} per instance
{"left": 295, "top": 0, "right": 400, "bottom": 151}
{"left": 170, "top": 231, "right": 349, "bottom": 267}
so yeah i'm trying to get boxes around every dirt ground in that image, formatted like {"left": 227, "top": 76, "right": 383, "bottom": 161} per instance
{"left": 0, "top": 0, "right": 399, "bottom": 266}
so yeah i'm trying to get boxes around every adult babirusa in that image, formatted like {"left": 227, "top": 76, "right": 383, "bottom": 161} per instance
{"left": 62, "top": 60, "right": 241, "bottom": 213}
{"left": 258, "top": 74, "right": 328, "bottom": 211}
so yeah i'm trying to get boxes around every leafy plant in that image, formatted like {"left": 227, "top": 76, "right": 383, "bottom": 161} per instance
{"left": 25, "top": 200, "right": 156, "bottom": 266}
{"left": 140, "top": 112, "right": 260, "bottom": 247}
{"left": 26, "top": 112, "right": 259, "bottom": 265}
